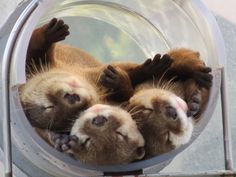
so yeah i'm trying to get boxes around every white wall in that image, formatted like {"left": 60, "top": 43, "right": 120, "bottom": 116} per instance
{"left": 0, "top": 0, "right": 23, "bottom": 29}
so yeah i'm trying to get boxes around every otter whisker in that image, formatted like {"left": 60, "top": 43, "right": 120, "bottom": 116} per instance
{"left": 155, "top": 69, "right": 169, "bottom": 88}
{"left": 128, "top": 105, "right": 141, "bottom": 114}
{"left": 47, "top": 116, "right": 55, "bottom": 132}
{"left": 130, "top": 110, "right": 144, "bottom": 116}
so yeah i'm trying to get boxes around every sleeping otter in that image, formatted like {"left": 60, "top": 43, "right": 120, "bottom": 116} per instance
{"left": 123, "top": 48, "right": 212, "bottom": 158}
{"left": 21, "top": 18, "right": 172, "bottom": 132}
{"left": 35, "top": 104, "right": 145, "bottom": 165}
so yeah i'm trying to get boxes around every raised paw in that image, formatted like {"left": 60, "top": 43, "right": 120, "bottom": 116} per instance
{"left": 140, "top": 54, "right": 173, "bottom": 76}
{"left": 43, "top": 18, "right": 70, "bottom": 44}
{"left": 186, "top": 91, "right": 201, "bottom": 117}
{"left": 192, "top": 67, "right": 213, "bottom": 88}
{"left": 100, "top": 65, "right": 121, "bottom": 89}
{"left": 51, "top": 133, "right": 78, "bottom": 152}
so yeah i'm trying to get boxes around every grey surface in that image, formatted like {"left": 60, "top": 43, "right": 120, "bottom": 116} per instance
{"left": 216, "top": 15, "right": 236, "bottom": 170}
{"left": 160, "top": 14, "right": 236, "bottom": 174}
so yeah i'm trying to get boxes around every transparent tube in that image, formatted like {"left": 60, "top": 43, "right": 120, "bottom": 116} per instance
{"left": 0, "top": 0, "right": 226, "bottom": 176}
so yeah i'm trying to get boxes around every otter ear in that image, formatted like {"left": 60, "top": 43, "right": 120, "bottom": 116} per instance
{"left": 13, "top": 83, "right": 25, "bottom": 92}
{"left": 136, "top": 147, "right": 145, "bottom": 159}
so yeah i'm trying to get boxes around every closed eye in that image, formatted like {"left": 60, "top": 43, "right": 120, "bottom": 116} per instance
{"left": 44, "top": 105, "right": 54, "bottom": 110}
{"left": 83, "top": 137, "right": 91, "bottom": 147}
{"left": 116, "top": 131, "right": 128, "bottom": 141}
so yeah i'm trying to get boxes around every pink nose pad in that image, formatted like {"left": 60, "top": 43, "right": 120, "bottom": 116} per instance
{"left": 175, "top": 96, "right": 188, "bottom": 113}
{"left": 66, "top": 81, "right": 80, "bottom": 88}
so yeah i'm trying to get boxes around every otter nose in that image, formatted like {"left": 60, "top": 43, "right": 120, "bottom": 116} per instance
{"left": 92, "top": 115, "right": 107, "bottom": 127}
{"left": 64, "top": 93, "right": 80, "bottom": 104}
{"left": 165, "top": 106, "right": 177, "bottom": 120}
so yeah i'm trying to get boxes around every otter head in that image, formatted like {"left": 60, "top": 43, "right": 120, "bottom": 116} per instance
{"left": 70, "top": 104, "right": 145, "bottom": 165}
{"left": 20, "top": 70, "right": 100, "bottom": 132}
{"left": 127, "top": 88, "right": 194, "bottom": 158}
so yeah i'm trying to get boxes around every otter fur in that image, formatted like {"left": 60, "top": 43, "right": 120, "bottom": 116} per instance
{"left": 21, "top": 18, "right": 172, "bottom": 132}
{"left": 125, "top": 48, "right": 212, "bottom": 158}
{"left": 36, "top": 104, "right": 145, "bottom": 165}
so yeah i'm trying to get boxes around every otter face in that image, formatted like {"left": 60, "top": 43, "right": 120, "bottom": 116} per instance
{"left": 20, "top": 70, "right": 99, "bottom": 132}
{"left": 128, "top": 88, "right": 193, "bottom": 157}
{"left": 70, "top": 104, "right": 145, "bottom": 165}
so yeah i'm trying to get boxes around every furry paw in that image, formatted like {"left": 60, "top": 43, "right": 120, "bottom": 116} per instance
{"left": 44, "top": 18, "right": 70, "bottom": 44}
{"left": 192, "top": 67, "right": 213, "bottom": 88}
{"left": 100, "top": 65, "right": 121, "bottom": 89}
{"left": 140, "top": 54, "right": 173, "bottom": 76}
{"left": 187, "top": 91, "right": 201, "bottom": 117}
{"left": 52, "top": 133, "right": 78, "bottom": 152}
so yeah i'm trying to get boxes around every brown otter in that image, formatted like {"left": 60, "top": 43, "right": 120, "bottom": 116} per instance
{"left": 123, "top": 48, "right": 212, "bottom": 158}
{"left": 21, "top": 18, "right": 172, "bottom": 132}
{"left": 35, "top": 104, "right": 145, "bottom": 165}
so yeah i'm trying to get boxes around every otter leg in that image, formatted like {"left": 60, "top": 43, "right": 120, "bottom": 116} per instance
{"left": 186, "top": 91, "right": 201, "bottom": 117}
{"left": 27, "top": 18, "right": 70, "bottom": 74}
{"left": 192, "top": 67, "right": 213, "bottom": 88}
{"left": 182, "top": 79, "right": 203, "bottom": 118}
{"left": 100, "top": 65, "right": 134, "bottom": 102}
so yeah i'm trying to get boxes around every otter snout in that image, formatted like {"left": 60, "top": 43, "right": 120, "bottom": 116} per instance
{"left": 165, "top": 106, "right": 177, "bottom": 120}
{"left": 64, "top": 93, "right": 80, "bottom": 104}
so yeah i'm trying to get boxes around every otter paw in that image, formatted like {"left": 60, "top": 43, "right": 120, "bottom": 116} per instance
{"left": 140, "top": 54, "right": 173, "bottom": 76}
{"left": 52, "top": 133, "right": 78, "bottom": 152}
{"left": 193, "top": 67, "right": 213, "bottom": 88}
{"left": 44, "top": 18, "right": 70, "bottom": 44}
{"left": 187, "top": 92, "right": 201, "bottom": 117}
{"left": 100, "top": 65, "right": 121, "bottom": 89}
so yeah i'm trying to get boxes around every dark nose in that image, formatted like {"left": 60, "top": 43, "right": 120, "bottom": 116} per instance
{"left": 64, "top": 93, "right": 80, "bottom": 104}
{"left": 92, "top": 115, "right": 107, "bottom": 127}
{"left": 165, "top": 106, "right": 177, "bottom": 120}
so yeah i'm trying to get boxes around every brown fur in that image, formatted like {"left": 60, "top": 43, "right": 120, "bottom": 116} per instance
{"left": 126, "top": 48, "right": 211, "bottom": 158}
{"left": 22, "top": 19, "right": 173, "bottom": 132}
{"left": 35, "top": 104, "right": 145, "bottom": 165}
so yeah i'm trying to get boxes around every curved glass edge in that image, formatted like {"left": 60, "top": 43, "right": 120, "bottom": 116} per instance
{"left": 174, "top": 0, "right": 227, "bottom": 67}
{"left": 9, "top": 69, "right": 221, "bottom": 175}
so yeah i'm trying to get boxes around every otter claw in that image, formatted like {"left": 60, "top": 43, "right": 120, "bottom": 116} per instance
{"left": 187, "top": 92, "right": 201, "bottom": 117}
{"left": 52, "top": 133, "right": 78, "bottom": 152}
{"left": 44, "top": 18, "right": 70, "bottom": 44}
{"left": 193, "top": 67, "right": 213, "bottom": 88}
{"left": 100, "top": 65, "right": 120, "bottom": 89}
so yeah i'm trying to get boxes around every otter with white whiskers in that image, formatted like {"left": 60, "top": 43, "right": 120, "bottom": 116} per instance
{"left": 21, "top": 18, "right": 172, "bottom": 132}
{"left": 37, "top": 104, "right": 145, "bottom": 165}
